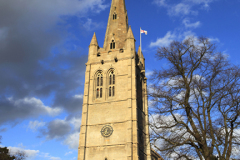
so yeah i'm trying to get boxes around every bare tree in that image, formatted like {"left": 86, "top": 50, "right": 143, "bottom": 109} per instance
{"left": 149, "top": 37, "right": 240, "bottom": 160}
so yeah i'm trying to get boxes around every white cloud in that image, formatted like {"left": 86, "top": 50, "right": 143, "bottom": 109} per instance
{"left": 150, "top": 31, "right": 176, "bottom": 47}
{"left": 154, "top": 0, "right": 166, "bottom": 6}
{"left": 154, "top": 0, "right": 216, "bottom": 16}
{"left": 39, "top": 152, "right": 62, "bottom": 160}
{"left": 83, "top": 18, "right": 104, "bottom": 31}
{"left": 232, "top": 129, "right": 240, "bottom": 158}
{"left": 150, "top": 113, "right": 185, "bottom": 132}
{"left": 168, "top": 3, "right": 193, "bottom": 16}
{"left": 145, "top": 70, "right": 154, "bottom": 77}
{"left": 50, "top": 157, "right": 62, "bottom": 160}
{"left": 208, "top": 37, "right": 220, "bottom": 42}
{"left": 8, "top": 146, "right": 39, "bottom": 160}
{"left": 183, "top": 18, "right": 201, "bottom": 28}
{"left": 188, "top": 0, "right": 215, "bottom": 8}
{"left": 182, "top": 30, "right": 196, "bottom": 40}
{"left": 69, "top": 116, "right": 82, "bottom": 131}
{"left": 28, "top": 120, "right": 46, "bottom": 131}
{"left": 13, "top": 97, "right": 62, "bottom": 116}
{"left": 73, "top": 94, "right": 83, "bottom": 99}
{"left": 149, "top": 27, "right": 199, "bottom": 48}
{"left": 65, "top": 151, "right": 73, "bottom": 156}
{"left": 193, "top": 74, "right": 206, "bottom": 81}
{"left": 149, "top": 30, "right": 199, "bottom": 48}
{"left": 64, "top": 132, "right": 79, "bottom": 149}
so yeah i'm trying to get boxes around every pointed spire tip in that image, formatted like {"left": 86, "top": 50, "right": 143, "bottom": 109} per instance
{"left": 90, "top": 32, "right": 98, "bottom": 46}
{"left": 127, "top": 26, "right": 134, "bottom": 39}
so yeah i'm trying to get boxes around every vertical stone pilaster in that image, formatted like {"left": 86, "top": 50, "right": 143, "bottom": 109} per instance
{"left": 144, "top": 80, "right": 151, "bottom": 160}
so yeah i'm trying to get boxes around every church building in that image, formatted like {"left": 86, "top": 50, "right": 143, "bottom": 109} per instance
{"left": 77, "top": 0, "right": 162, "bottom": 159}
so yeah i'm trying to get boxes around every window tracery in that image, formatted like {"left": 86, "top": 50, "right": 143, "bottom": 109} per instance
{"left": 96, "top": 72, "right": 103, "bottom": 99}
{"left": 108, "top": 70, "right": 115, "bottom": 97}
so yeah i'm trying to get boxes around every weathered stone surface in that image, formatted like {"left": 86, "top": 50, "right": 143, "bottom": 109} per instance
{"left": 77, "top": 0, "right": 152, "bottom": 160}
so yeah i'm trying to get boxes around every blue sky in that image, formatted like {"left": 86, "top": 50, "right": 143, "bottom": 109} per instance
{"left": 0, "top": 0, "right": 239, "bottom": 159}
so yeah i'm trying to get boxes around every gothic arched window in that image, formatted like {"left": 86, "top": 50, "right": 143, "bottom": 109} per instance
{"left": 96, "top": 72, "right": 103, "bottom": 99}
{"left": 110, "top": 40, "right": 115, "bottom": 49}
{"left": 108, "top": 70, "right": 115, "bottom": 97}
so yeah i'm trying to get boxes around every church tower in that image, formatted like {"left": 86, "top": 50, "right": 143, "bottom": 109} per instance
{"left": 77, "top": 0, "right": 151, "bottom": 159}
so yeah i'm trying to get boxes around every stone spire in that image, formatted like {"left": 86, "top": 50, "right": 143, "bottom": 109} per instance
{"left": 90, "top": 32, "right": 98, "bottom": 46}
{"left": 103, "top": 0, "right": 128, "bottom": 50}
{"left": 126, "top": 26, "right": 134, "bottom": 39}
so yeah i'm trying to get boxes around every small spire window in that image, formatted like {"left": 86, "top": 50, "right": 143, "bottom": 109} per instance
{"left": 110, "top": 40, "right": 115, "bottom": 49}
{"left": 113, "top": 13, "right": 117, "bottom": 20}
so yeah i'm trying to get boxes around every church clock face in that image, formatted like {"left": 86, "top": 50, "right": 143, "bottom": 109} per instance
{"left": 101, "top": 125, "right": 113, "bottom": 137}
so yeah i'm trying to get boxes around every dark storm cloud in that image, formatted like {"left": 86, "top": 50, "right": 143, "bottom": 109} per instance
{"left": 0, "top": 0, "right": 107, "bottom": 125}
{"left": 40, "top": 119, "right": 72, "bottom": 139}
{"left": 0, "top": 97, "right": 62, "bottom": 125}
{"left": 66, "top": 114, "right": 82, "bottom": 132}
{"left": 37, "top": 115, "right": 81, "bottom": 140}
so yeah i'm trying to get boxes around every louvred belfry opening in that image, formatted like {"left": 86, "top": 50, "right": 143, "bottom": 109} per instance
{"left": 103, "top": 0, "right": 128, "bottom": 50}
